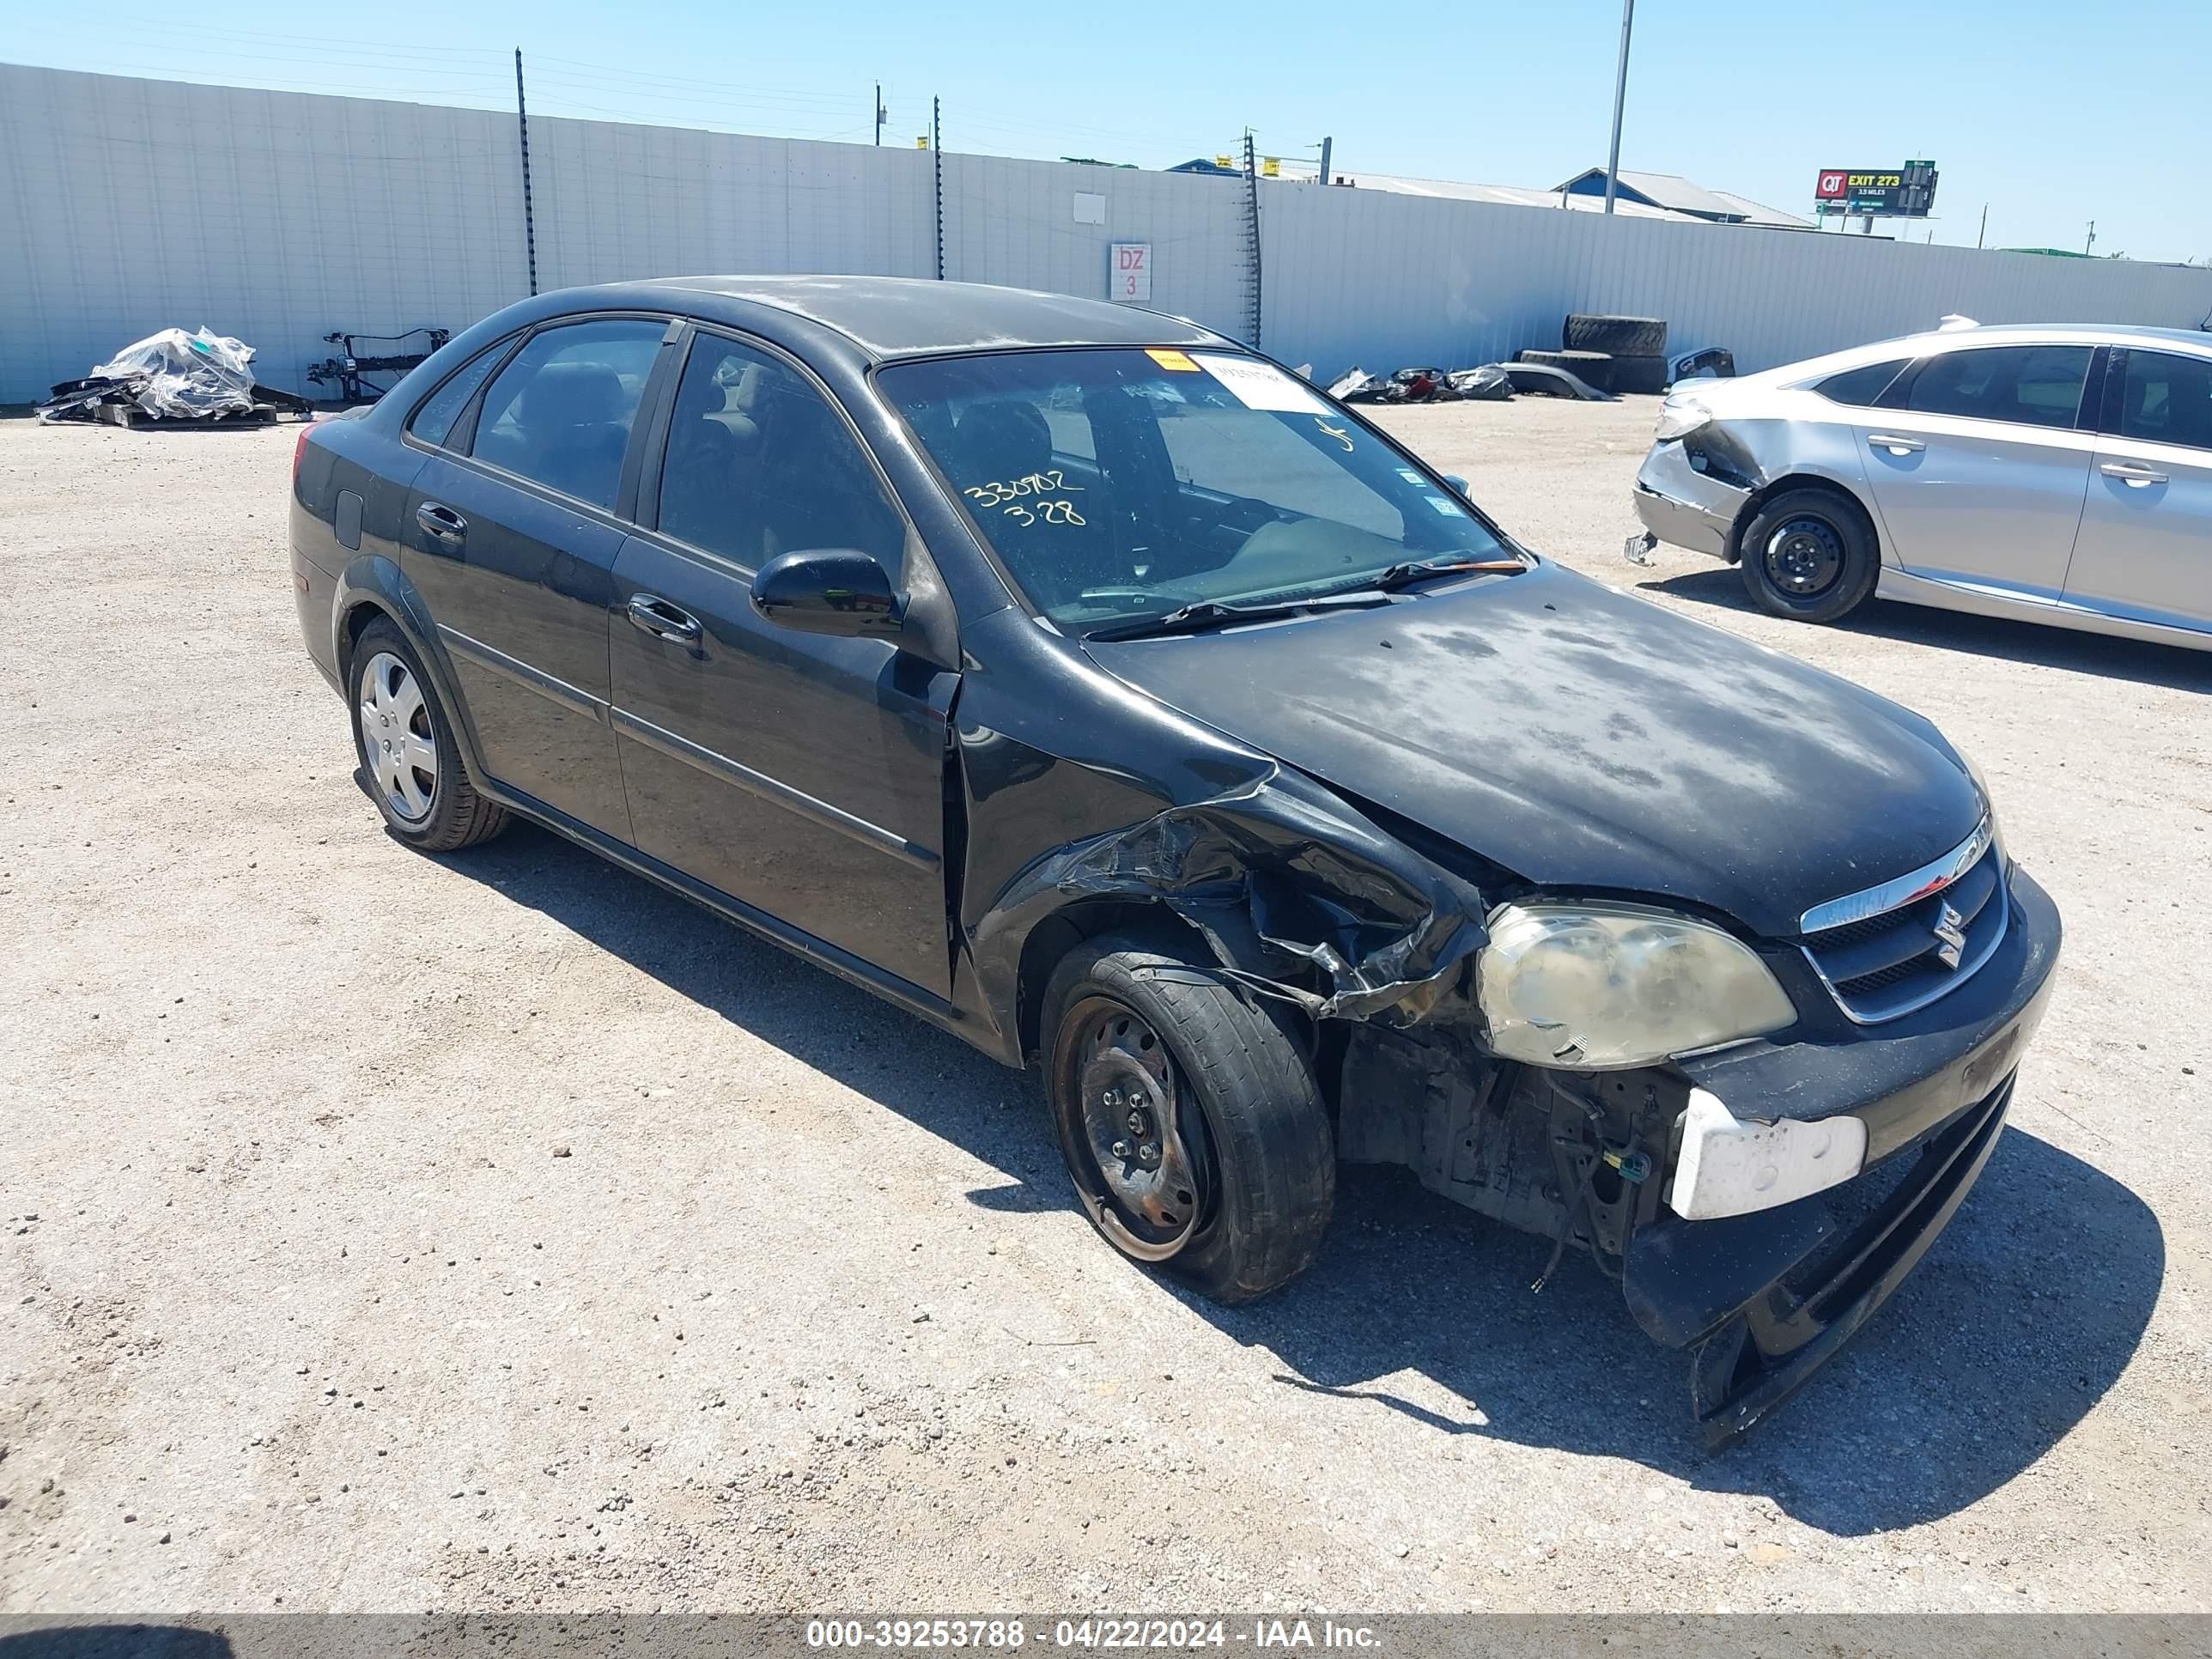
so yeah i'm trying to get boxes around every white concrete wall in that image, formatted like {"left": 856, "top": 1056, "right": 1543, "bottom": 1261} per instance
{"left": 6, "top": 63, "right": 2209, "bottom": 404}
{"left": 1260, "top": 183, "right": 2212, "bottom": 376}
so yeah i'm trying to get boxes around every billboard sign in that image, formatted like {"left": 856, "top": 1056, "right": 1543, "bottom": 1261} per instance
{"left": 1815, "top": 161, "right": 1938, "bottom": 217}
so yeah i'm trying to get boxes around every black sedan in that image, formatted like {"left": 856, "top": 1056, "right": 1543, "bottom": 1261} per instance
{"left": 290, "top": 276, "right": 2060, "bottom": 1442}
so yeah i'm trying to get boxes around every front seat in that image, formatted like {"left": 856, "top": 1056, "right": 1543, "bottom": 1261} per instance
{"left": 514, "top": 360, "right": 630, "bottom": 506}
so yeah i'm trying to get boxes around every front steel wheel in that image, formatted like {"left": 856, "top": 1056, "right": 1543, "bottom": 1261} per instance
{"left": 1062, "top": 996, "right": 1213, "bottom": 1261}
{"left": 1738, "top": 488, "right": 1879, "bottom": 624}
{"left": 1043, "top": 929, "right": 1334, "bottom": 1303}
{"left": 1759, "top": 517, "right": 1845, "bottom": 600}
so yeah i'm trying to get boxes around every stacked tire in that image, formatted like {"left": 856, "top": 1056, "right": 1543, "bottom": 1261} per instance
{"left": 1533, "top": 315, "right": 1671, "bottom": 395}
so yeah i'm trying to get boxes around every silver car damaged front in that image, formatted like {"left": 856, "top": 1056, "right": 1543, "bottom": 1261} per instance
{"left": 1631, "top": 326, "right": 2212, "bottom": 651}
{"left": 1631, "top": 358, "right": 1876, "bottom": 563}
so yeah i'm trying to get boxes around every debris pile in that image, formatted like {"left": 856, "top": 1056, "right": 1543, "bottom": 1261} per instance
{"left": 1328, "top": 363, "right": 1516, "bottom": 404}
{"left": 38, "top": 327, "right": 310, "bottom": 427}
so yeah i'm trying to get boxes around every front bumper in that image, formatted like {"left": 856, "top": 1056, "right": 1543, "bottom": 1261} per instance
{"left": 1632, "top": 441, "right": 1750, "bottom": 561}
{"left": 1623, "top": 863, "right": 2062, "bottom": 1445}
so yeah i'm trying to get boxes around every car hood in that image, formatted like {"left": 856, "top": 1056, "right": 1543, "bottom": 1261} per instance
{"left": 1080, "top": 562, "right": 1984, "bottom": 939}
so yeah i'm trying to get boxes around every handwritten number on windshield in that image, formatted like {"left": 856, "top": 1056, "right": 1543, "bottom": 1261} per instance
{"left": 1001, "top": 499, "right": 1085, "bottom": 527}
{"left": 964, "top": 468, "right": 1085, "bottom": 509}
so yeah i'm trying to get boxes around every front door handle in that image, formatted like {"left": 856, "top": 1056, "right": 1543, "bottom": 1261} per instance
{"left": 627, "top": 593, "right": 702, "bottom": 645}
{"left": 1867, "top": 434, "right": 1925, "bottom": 455}
{"left": 2100, "top": 459, "right": 2168, "bottom": 487}
{"left": 416, "top": 501, "right": 467, "bottom": 542}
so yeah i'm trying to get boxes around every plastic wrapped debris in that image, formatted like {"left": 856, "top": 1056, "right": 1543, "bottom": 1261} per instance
{"left": 1444, "top": 365, "right": 1515, "bottom": 402}
{"left": 37, "top": 326, "right": 307, "bottom": 425}
{"left": 1328, "top": 367, "right": 1393, "bottom": 404}
{"left": 1386, "top": 367, "right": 1455, "bottom": 403}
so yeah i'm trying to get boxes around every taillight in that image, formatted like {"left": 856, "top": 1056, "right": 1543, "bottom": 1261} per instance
{"left": 292, "top": 422, "right": 314, "bottom": 486}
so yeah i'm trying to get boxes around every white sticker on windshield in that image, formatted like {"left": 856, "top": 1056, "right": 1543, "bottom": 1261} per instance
{"left": 1192, "top": 354, "right": 1331, "bottom": 415}
{"left": 1396, "top": 467, "right": 1425, "bottom": 485}
{"left": 1426, "top": 496, "right": 1467, "bottom": 516}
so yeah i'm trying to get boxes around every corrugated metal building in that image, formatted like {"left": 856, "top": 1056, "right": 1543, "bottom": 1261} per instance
{"left": 4, "top": 64, "right": 2208, "bottom": 404}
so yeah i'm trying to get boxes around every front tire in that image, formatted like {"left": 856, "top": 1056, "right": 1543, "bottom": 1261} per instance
{"left": 1738, "top": 488, "right": 1880, "bottom": 623}
{"left": 349, "top": 617, "right": 509, "bottom": 852}
{"left": 1043, "top": 931, "right": 1334, "bottom": 1304}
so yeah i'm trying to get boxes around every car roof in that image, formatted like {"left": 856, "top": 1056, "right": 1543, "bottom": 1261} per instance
{"left": 1829, "top": 321, "right": 2212, "bottom": 364}
{"left": 1747, "top": 321, "right": 2212, "bottom": 390}
{"left": 564, "top": 275, "right": 1237, "bottom": 363}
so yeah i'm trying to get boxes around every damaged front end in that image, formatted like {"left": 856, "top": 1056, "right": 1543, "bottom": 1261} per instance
{"left": 951, "top": 605, "right": 2058, "bottom": 1444}
{"left": 966, "top": 750, "right": 2055, "bottom": 1443}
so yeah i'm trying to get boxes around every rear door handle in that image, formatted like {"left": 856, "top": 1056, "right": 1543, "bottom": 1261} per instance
{"left": 416, "top": 501, "right": 467, "bottom": 541}
{"left": 1868, "top": 434, "right": 1925, "bottom": 454}
{"left": 627, "top": 593, "right": 702, "bottom": 645}
{"left": 2100, "top": 459, "right": 2167, "bottom": 487}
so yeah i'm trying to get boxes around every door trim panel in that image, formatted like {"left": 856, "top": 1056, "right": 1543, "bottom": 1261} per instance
{"left": 609, "top": 704, "right": 941, "bottom": 871}
{"left": 437, "top": 623, "right": 610, "bottom": 725}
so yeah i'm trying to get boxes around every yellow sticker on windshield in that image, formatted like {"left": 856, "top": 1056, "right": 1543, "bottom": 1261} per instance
{"left": 1146, "top": 349, "right": 1200, "bottom": 372}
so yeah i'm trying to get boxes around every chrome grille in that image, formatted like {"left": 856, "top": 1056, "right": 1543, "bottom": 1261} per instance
{"left": 1799, "top": 823, "right": 2006, "bottom": 1024}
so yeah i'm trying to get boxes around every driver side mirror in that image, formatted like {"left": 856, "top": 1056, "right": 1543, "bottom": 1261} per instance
{"left": 751, "top": 547, "right": 906, "bottom": 638}
{"left": 1443, "top": 473, "right": 1470, "bottom": 498}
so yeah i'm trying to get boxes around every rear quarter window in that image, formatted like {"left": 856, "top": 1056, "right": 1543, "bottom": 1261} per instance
{"left": 1814, "top": 360, "right": 1909, "bottom": 407}
{"left": 406, "top": 342, "right": 508, "bottom": 449}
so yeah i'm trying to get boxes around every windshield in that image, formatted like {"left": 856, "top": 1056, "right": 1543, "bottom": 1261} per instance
{"left": 878, "top": 347, "right": 1514, "bottom": 631}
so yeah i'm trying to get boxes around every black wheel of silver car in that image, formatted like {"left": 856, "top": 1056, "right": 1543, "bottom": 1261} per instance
{"left": 348, "top": 617, "right": 509, "bottom": 853}
{"left": 1043, "top": 930, "right": 1334, "bottom": 1304}
{"left": 1738, "top": 488, "right": 1879, "bottom": 624}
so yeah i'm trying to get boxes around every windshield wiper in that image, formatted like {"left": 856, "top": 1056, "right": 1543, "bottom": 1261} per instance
{"left": 1359, "top": 556, "right": 1529, "bottom": 592}
{"left": 1085, "top": 592, "right": 1388, "bottom": 642}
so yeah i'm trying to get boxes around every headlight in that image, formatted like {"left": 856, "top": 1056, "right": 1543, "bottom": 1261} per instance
{"left": 1476, "top": 901, "right": 1796, "bottom": 1070}
{"left": 1652, "top": 398, "right": 1710, "bottom": 442}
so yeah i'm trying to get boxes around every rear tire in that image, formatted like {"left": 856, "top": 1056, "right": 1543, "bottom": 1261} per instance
{"left": 1737, "top": 489, "right": 1880, "bottom": 624}
{"left": 1042, "top": 930, "right": 1334, "bottom": 1304}
{"left": 349, "top": 617, "right": 510, "bottom": 852}
{"left": 1608, "top": 354, "right": 1671, "bottom": 396}
{"left": 1564, "top": 313, "right": 1668, "bottom": 356}
{"left": 1516, "top": 348, "right": 1616, "bottom": 392}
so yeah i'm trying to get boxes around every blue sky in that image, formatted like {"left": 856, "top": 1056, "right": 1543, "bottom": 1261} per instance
{"left": 8, "top": 0, "right": 2209, "bottom": 263}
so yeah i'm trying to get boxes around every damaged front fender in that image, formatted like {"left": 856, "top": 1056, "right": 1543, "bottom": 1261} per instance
{"left": 980, "top": 763, "right": 1491, "bottom": 1028}
{"left": 947, "top": 611, "right": 1493, "bottom": 1060}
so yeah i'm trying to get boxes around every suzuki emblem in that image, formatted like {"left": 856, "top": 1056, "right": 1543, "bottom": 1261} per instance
{"left": 1932, "top": 902, "right": 1968, "bottom": 970}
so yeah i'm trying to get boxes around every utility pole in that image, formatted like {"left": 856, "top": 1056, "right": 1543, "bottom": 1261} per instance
{"left": 932, "top": 97, "right": 944, "bottom": 280}
{"left": 514, "top": 49, "right": 538, "bottom": 297}
{"left": 1316, "top": 135, "right": 1332, "bottom": 186}
{"left": 1602, "top": 0, "right": 1635, "bottom": 214}
{"left": 874, "top": 82, "right": 885, "bottom": 146}
{"left": 1977, "top": 203, "right": 1987, "bottom": 249}
{"left": 2085, "top": 220, "right": 2097, "bottom": 256}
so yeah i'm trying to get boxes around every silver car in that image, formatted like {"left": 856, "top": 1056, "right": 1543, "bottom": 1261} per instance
{"left": 1630, "top": 322, "right": 2212, "bottom": 651}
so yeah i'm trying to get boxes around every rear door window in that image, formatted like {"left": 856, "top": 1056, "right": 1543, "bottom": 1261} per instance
{"left": 1905, "top": 345, "right": 2092, "bottom": 430}
{"left": 2111, "top": 349, "right": 2212, "bottom": 453}
{"left": 469, "top": 319, "right": 667, "bottom": 509}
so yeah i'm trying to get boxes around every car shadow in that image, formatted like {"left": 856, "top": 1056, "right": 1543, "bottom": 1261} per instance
{"left": 1637, "top": 566, "right": 2212, "bottom": 693}
{"left": 434, "top": 820, "right": 2162, "bottom": 1539}
{"left": 0, "top": 1627, "right": 234, "bottom": 1657}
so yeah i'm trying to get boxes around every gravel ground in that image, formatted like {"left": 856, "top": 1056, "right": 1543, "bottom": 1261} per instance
{"left": 2, "top": 397, "right": 2207, "bottom": 1615}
